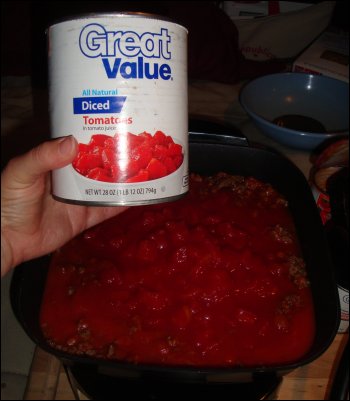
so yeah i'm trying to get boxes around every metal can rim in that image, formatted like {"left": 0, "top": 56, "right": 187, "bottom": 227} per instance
{"left": 47, "top": 11, "right": 188, "bottom": 33}
{"left": 52, "top": 193, "right": 188, "bottom": 207}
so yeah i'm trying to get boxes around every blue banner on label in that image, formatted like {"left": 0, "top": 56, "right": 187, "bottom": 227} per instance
{"left": 73, "top": 96, "right": 126, "bottom": 114}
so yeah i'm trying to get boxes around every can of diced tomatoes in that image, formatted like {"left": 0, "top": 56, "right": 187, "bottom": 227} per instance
{"left": 48, "top": 13, "right": 188, "bottom": 205}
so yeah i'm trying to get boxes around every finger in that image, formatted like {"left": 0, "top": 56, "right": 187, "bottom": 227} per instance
{"left": 4, "top": 136, "right": 78, "bottom": 187}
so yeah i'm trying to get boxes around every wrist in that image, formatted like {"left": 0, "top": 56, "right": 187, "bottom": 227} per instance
{"left": 1, "top": 230, "right": 14, "bottom": 277}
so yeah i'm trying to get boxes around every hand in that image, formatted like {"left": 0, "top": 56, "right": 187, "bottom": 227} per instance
{"left": 1, "top": 136, "right": 128, "bottom": 277}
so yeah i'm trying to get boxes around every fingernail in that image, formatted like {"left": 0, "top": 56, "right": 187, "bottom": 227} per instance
{"left": 58, "top": 136, "right": 76, "bottom": 155}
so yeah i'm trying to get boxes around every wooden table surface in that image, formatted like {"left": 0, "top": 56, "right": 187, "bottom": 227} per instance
{"left": 24, "top": 333, "right": 347, "bottom": 400}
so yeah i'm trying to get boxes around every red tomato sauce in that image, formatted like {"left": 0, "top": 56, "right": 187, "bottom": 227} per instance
{"left": 40, "top": 173, "right": 315, "bottom": 367}
{"left": 72, "top": 131, "right": 183, "bottom": 183}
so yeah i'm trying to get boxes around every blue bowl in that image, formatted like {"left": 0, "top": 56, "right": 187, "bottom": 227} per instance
{"left": 239, "top": 73, "right": 349, "bottom": 150}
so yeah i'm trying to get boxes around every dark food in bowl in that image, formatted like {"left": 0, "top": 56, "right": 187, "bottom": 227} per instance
{"left": 272, "top": 115, "right": 326, "bottom": 133}
{"left": 40, "top": 173, "right": 315, "bottom": 367}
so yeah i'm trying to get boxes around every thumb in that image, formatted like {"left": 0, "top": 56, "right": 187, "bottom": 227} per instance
{"left": 4, "top": 136, "right": 78, "bottom": 187}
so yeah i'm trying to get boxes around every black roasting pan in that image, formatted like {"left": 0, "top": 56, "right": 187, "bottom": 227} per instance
{"left": 10, "top": 119, "right": 340, "bottom": 383}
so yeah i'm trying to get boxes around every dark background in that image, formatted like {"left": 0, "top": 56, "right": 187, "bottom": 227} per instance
{"left": 1, "top": 1, "right": 348, "bottom": 83}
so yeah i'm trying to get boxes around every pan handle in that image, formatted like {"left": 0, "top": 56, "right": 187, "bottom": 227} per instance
{"left": 189, "top": 117, "right": 249, "bottom": 147}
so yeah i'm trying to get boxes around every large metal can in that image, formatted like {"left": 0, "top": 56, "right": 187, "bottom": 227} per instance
{"left": 48, "top": 13, "right": 188, "bottom": 205}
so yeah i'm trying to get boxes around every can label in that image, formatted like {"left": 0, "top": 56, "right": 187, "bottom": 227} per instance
{"left": 311, "top": 184, "right": 331, "bottom": 225}
{"left": 338, "top": 285, "right": 349, "bottom": 333}
{"left": 48, "top": 14, "right": 188, "bottom": 205}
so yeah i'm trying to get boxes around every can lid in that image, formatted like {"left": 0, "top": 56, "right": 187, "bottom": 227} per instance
{"left": 310, "top": 138, "right": 349, "bottom": 192}
{"left": 311, "top": 138, "right": 349, "bottom": 170}
{"left": 48, "top": 11, "right": 188, "bottom": 33}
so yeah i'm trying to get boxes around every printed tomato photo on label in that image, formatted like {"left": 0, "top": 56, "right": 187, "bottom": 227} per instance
{"left": 72, "top": 131, "right": 184, "bottom": 183}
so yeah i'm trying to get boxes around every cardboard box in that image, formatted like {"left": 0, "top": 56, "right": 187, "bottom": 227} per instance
{"left": 221, "top": 2, "right": 335, "bottom": 61}
{"left": 293, "top": 30, "right": 349, "bottom": 83}
{"left": 222, "top": 1, "right": 311, "bottom": 20}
